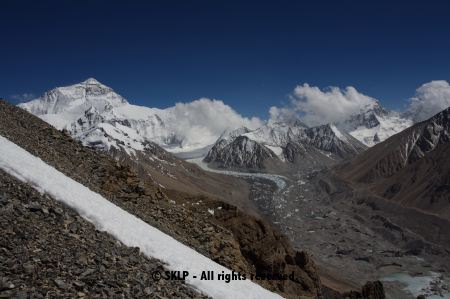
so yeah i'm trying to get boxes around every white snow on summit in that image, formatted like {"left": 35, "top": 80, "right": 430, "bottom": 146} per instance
{"left": 18, "top": 79, "right": 415, "bottom": 156}
{"left": 241, "top": 121, "right": 307, "bottom": 160}
{"left": 329, "top": 124, "right": 347, "bottom": 141}
{"left": 20, "top": 78, "right": 128, "bottom": 130}
{"left": 18, "top": 79, "right": 262, "bottom": 154}
{"left": 204, "top": 119, "right": 367, "bottom": 169}
{"left": 337, "top": 102, "right": 413, "bottom": 147}
{"left": 0, "top": 134, "right": 282, "bottom": 299}
{"left": 347, "top": 114, "right": 412, "bottom": 147}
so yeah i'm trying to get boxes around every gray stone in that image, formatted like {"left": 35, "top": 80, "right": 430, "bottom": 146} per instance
{"left": 144, "top": 287, "right": 154, "bottom": 295}
{"left": 28, "top": 202, "right": 41, "bottom": 212}
{"left": 53, "top": 278, "right": 69, "bottom": 289}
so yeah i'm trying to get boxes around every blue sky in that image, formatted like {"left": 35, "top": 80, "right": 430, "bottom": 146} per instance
{"left": 1, "top": 0, "right": 449, "bottom": 118}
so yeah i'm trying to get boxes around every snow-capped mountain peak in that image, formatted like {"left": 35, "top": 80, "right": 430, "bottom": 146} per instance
{"left": 18, "top": 79, "right": 177, "bottom": 155}
{"left": 337, "top": 102, "right": 413, "bottom": 147}
{"left": 19, "top": 79, "right": 265, "bottom": 155}
{"left": 218, "top": 126, "right": 251, "bottom": 142}
{"left": 19, "top": 78, "right": 128, "bottom": 119}
{"left": 82, "top": 77, "right": 103, "bottom": 85}
{"left": 204, "top": 120, "right": 367, "bottom": 170}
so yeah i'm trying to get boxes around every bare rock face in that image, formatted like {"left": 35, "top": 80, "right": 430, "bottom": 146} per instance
{"left": 322, "top": 281, "right": 385, "bottom": 299}
{"left": 302, "top": 124, "right": 367, "bottom": 159}
{"left": 343, "top": 281, "right": 385, "bottom": 299}
{"left": 339, "top": 103, "right": 388, "bottom": 132}
{"left": 336, "top": 107, "right": 450, "bottom": 219}
{"left": 361, "top": 281, "right": 385, "bottom": 299}
{"left": 341, "top": 107, "right": 450, "bottom": 181}
{"left": 213, "top": 202, "right": 323, "bottom": 298}
{"left": 373, "top": 133, "right": 380, "bottom": 143}
{"left": 205, "top": 135, "right": 279, "bottom": 169}
{"left": 205, "top": 122, "right": 367, "bottom": 171}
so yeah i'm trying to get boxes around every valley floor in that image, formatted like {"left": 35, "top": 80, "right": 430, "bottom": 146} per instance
{"left": 186, "top": 159, "right": 450, "bottom": 299}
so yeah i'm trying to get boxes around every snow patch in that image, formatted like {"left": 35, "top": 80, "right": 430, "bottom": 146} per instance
{"left": 0, "top": 135, "right": 283, "bottom": 299}
{"left": 329, "top": 124, "right": 346, "bottom": 141}
{"left": 265, "top": 145, "right": 285, "bottom": 160}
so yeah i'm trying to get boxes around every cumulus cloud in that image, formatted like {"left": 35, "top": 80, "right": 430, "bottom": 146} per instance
{"left": 406, "top": 80, "right": 450, "bottom": 122}
{"left": 270, "top": 83, "right": 378, "bottom": 126}
{"left": 168, "top": 98, "right": 263, "bottom": 147}
{"left": 268, "top": 106, "right": 298, "bottom": 124}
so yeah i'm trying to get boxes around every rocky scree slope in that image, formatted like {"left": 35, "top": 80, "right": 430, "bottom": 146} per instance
{"left": 0, "top": 100, "right": 323, "bottom": 299}
{"left": 107, "top": 137, "right": 257, "bottom": 216}
{"left": 336, "top": 106, "right": 450, "bottom": 219}
{"left": 0, "top": 169, "right": 207, "bottom": 299}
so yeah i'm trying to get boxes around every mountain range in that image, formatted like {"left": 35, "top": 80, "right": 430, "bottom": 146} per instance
{"left": 2, "top": 78, "right": 450, "bottom": 298}
{"left": 18, "top": 78, "right": 413, "bottom": 171}
{"left": 204, "top": 122, "right": 367, "bottom": 170}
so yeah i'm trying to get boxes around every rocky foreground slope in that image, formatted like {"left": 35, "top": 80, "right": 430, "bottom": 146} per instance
{"left": 0, "top": 98, "right": 389, "bottom": 298}
{"left": 0, "top": 100, "right": 325, "bottom": 298}
{"left": 0, "top": 169, "right": 206, "bottom": 298}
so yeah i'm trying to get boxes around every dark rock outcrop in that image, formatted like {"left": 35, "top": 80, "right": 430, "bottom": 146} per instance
{"left": 322, "top": 281, "right": 385, "bottom": 299}
{"left": 205, "top": 135, "right": 279, "bottom": 170}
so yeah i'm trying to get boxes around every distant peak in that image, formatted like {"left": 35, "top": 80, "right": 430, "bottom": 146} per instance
{"left": 218, "top": 126, "right": 250, "bottom": 140}
{"left": 82, "top": 78, "right": 102, "bottom": 85}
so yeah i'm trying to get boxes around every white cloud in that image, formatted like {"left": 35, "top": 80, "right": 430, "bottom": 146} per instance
{"left": 406, "top": 80, "right": 450, "bottom": 122}
{"left": 268, "top": 106, "right": 297, "bottom": 123}
{"left": 270, "top": 83, "right": 378, "bottom": 126}
{"left": 11, "top": 93, "right": 36, "bottom": 102}
{"left": 168, "top": 98, "right": 263, "bottom": 147}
